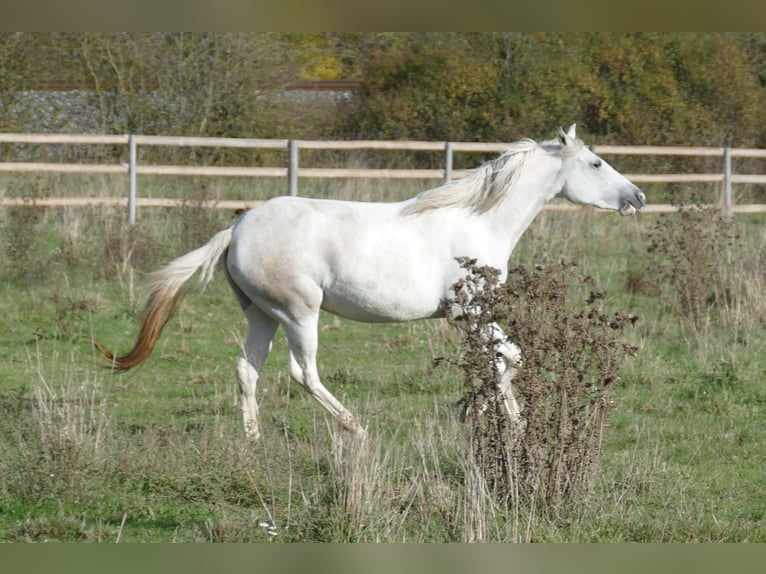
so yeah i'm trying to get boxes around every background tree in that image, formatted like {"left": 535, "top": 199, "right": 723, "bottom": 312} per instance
{"left": 337, "top": 33, "right": 504, "bottom": 142}
{"left": 78, "top": 33, "right": 307, "bottom": 139}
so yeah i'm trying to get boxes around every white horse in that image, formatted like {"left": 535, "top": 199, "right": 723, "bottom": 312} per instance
{"left": 97, "top": 124, "right": 645, "bottom": 439}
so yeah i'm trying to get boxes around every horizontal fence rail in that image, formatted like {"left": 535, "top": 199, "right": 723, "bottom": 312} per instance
{"left": 1, "top": 133, "right": 766, "bottom": 224}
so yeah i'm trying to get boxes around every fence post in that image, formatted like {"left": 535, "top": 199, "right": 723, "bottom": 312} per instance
{"left": 288, "top": 139, "right": 298, "bottom": 196}
{"left": 722, "top": 146, "right": 732, "bottom": 218}
{"left": 444, "top": 141, "right": 453, "bottom": 183}
{"left": 128, "top": 134, "right": 137, "bottom": 225}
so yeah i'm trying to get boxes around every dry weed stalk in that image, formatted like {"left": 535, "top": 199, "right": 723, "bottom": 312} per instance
{"left": 325, "top": 428, "right": 398, "bottom": 541}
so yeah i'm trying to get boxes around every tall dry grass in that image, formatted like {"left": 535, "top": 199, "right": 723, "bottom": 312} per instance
{"left": 8, "top": 344, "right": 111, "bottom": 514}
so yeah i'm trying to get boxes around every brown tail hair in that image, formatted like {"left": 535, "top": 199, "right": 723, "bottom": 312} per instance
{"left": 95, "top": 227, "right": 233, "bottom": 372}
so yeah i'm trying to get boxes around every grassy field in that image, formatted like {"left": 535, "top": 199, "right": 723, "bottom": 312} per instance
{"left": 1, "top": 182, "right": 765, "bottom": 542}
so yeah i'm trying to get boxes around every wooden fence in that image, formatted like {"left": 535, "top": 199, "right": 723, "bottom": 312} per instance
{"left": 1, "top": 133, "right": 766, "bottom": 224}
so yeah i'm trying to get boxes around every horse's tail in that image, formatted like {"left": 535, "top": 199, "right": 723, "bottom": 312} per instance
{"left": 95, "top": 227, "right": 234, "bottom": 372}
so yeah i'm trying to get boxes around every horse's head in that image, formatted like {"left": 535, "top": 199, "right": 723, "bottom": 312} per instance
{"left": 555, "top": 124, "right": 645, "bottom": 216}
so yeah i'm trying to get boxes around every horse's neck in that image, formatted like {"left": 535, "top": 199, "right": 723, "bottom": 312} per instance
{"left": 487, "top": 154, "right": 563, "bottom": 259}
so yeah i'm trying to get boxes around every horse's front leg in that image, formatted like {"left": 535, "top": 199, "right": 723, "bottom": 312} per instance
{"left": 489, "top": 322, "right": 524, "bottom": 425}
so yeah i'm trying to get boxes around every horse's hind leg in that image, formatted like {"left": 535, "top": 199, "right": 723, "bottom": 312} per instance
{"left": 283, "top": 315, "right": 365, "bottom": 437}
{"left": 237, "top": 305, "right": 279, "bottom": 439}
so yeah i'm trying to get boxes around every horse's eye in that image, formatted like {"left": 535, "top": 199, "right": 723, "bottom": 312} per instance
{"left": 591, "top": 159, "right": 602, "bottom": 169}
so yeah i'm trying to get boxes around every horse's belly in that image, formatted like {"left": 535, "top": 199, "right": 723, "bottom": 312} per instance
{"left": 321, "top": 284, "right": 444, "bottom": 323}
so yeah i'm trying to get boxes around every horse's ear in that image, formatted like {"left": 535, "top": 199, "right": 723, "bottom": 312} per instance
{"left": 557, "top": 123, "right": 577, "bottom": 147}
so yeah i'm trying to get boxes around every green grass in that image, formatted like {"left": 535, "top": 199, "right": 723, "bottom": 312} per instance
{"left": 1, "top": 197, "right": 765, "bottom": 542}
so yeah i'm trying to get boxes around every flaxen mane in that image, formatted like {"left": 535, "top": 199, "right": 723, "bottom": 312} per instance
{"left": 401, "top": 138, "right": 540, "bottom": 216}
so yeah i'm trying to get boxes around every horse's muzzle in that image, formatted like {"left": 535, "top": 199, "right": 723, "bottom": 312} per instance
{"left": 619, "top": 189, "right": 646, "bottom": 217}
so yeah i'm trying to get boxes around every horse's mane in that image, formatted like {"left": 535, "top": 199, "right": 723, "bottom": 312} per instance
{"left": 401, "top": 138, "right": 542, "bottom": 216}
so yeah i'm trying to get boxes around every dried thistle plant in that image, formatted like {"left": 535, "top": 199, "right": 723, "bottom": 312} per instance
{"left": 647, "top": 203, "right": 736, "bottom": 330}
{"left": 447, "top": 258, "right": 638, "bottom": 519}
